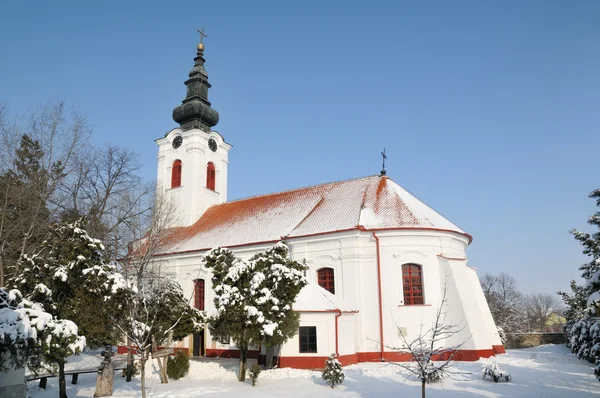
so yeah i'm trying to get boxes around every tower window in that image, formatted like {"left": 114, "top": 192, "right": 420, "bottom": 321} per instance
{"left": 317, "top": 268, "right": 335, "bottom": 294}
{"left": 171, "top": 160, "right": 182, "bottom": 188}
{"left": 299, "top": 326, "right": 317, "bottom": 353}
{"left": 194, "top": 279, "right": 205, "bottom": 311}
{"left": 402, "top": 264, "right": 424, "bottom": 305}
{"left": 206, "top": 162, "right": 216, "bottom": 191}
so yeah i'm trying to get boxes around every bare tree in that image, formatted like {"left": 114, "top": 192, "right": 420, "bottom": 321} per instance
{"left": 480, "top": 272, "right": 525, "bottom": 336}
{"left": 524, "top": 293, "right": 562, "bottom": 332}
{"left": 0, "top": 102, "right": 91, "bottom": 286}
{"left": 54, "top": 144, "right": 154, "bottom": 259}
{"left": 388, "top": 279, "right": 469, "bottom": 398}
{"left": 117, "top": 193, "right": 202, "bottom": 398}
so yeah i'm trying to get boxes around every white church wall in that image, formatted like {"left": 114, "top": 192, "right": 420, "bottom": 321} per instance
{"left": 156, "top": 225, "right": 501, "bottom": 365}
{"left": 465, "top": 266, "right": 503, "bottom": 348}
{"left": 375, "top": 230, "right": 472, "bottom": 355}
{"left": 280, "top": 313, "right": 334, "bottom": 357}
{"left": 337, "top": 314, "right": 356, "bottom": 356}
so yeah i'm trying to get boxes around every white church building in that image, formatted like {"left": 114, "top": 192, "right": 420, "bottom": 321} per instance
{"left": 150, "top": 39, "right": 504, "bottom": 368}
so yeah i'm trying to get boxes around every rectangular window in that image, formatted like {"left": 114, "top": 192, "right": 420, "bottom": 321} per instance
{"left": 299, "top": 326, "right": 317, "bottom": 353}
{"left": 402, "top": 264, "right": 424, "bottom": 305}
{"left": 194, "top": 279, "right": 205, "bottom": 311}
{"left": 218, "top": 335, "right": 230, "bottom": 345}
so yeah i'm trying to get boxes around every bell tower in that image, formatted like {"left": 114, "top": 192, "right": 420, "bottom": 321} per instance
{"left": 155, "top": 32, "right": 231, "bottom": 227}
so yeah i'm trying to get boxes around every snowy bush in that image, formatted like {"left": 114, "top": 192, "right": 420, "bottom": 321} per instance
{"left": 482, "top": 362, "right": 511, "bottom": 382}
{"left": 166, "top": 351, "right": 190, "bottom": 380}
{"left": 248, "top": 364, "right": 261, "bottom": 386}
{"left": 0, "top": 288, "right": 51, "bottom": 371}
{"left": 322, "top": 354, "right": 345, "bottom": 388}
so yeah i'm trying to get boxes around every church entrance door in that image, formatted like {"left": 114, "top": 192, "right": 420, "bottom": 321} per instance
{"left": 193, "top": 331, "right": 204, "bottom": 356}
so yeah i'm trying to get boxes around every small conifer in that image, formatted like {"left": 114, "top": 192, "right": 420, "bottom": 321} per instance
{"left": 167, "top": 351, "right": 190, "bottom": 380}
{"left": 322, "top": 354, "right": 344, "bottom": 388}
{"left": 248, "top": 364, "right": 262, "bottom": 386}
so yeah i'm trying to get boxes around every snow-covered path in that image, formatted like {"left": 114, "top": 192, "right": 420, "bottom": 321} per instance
{"left": 28, "top": 345, "right": 600, "bottom": 397}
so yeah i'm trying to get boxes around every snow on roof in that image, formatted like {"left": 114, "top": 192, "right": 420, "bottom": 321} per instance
{"left": 160, "top": 175, "right": 468, "bottom": 254}
{"left": 293, "top": 283, "right": 357, "bottom": 312}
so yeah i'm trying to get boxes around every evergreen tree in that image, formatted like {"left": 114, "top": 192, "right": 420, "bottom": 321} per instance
{"left": 560, "top": 188, "right": 600, "bottom": 380}
{"left": 205, "top": 242, "right": 307, "bottom": 381}
{"left": 10, "top": 220, "right": 128, "bottom": 398}
{"left": 322, "top": 353, "right": 345, "bottom": 388}
{"left": 0, "top": 134, "right": 63, "bottom": 286}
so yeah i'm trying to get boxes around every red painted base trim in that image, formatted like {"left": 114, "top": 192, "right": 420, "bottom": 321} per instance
{"left": 280, "top": 348, "right": 504, "bottom": 369}
{"left": 205, "top": 349, "right": 259, "bottom": 359}
{"left": 115, "top": 346, "right": 505, "bottom": 368}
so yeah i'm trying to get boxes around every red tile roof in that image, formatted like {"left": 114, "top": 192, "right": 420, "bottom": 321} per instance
{"left": 160, "top": 175, "right": 469, "bottom": 254}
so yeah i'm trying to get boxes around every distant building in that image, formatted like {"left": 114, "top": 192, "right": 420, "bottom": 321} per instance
{"left": 152, "top": 39, "right": 504, "bottom": 368}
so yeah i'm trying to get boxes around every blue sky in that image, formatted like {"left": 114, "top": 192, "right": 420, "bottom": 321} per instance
{"left": 1, "top": 1, "right": 599, "bottom": 296}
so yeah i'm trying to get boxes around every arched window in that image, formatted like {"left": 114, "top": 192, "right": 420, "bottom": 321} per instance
{"left": 317, "top": 268, "right": 335, "bottom": 294}
{"left": 171, "top": 160, "right": 182, "bottom": 188}
{"left": 402, "top": 264, "right": 424, "bottom": 305}
{"left": 194, "top": 279, "right": 205, "bottom": 311}
{"left": 206, "top": 162, "right": 216, "bottom": 191}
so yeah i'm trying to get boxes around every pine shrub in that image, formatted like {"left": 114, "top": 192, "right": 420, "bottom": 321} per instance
{"left": 167, "top": 351, "right": 190, "bottom": 380}
{"left": 248, "top": 364, "right": 262, "bottom": 386}
{"left": 322, "top": 354, "right": 344, "bottom": 388}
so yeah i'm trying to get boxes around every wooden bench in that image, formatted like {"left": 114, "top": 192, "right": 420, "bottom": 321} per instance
{"left": 27, "top": 364, "right": 127, "bottom": 390}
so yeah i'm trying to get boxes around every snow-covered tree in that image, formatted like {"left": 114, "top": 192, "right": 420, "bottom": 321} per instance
{"left": 0, "top": 288, "right": 53, "bottom": 372}
{"left": 205, "top": 242, "right": 307, "bottom": 381}
{"left": 322, "top": 353, "right": 344, "bottom": 388}
{"left": 560, "top": 188, "right": 600, "bottom": 380}
{"left": 10, "top": 221, "right": 128, "bottom": 398}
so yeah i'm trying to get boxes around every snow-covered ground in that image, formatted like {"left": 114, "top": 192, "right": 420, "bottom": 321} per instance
{"left": 27, "top": 345, "right": 600, "bottom": 397}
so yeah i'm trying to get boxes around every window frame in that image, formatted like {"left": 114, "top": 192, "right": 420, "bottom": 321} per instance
{"left": 298, "top": 326, "right": 317, "bottom": 353}
{"left": 171, "top": 159, "right": 182, "bottom": 188}
{"left": 317, "top": 267, "right": 335, "bottom": 295}
{"left": 402, "top": 263, "right": 424, "bottom": 305}
{"left": 194, "top": 279, "right": 205, "bottom": 311}
{"left": 206, "top": 162, "right": 216, "bottom": 191}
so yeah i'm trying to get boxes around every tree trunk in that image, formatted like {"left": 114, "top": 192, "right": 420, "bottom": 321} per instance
{"left": 422, "top": 378, "right": 426, "bottom": 398}
{"left": 238, "top": 347, "right": 248, "bottom": 382}
{"left": 265, "top": 346, "right": 275, "bottom": 369}
{"left": 0, "top": 254, "right": 4, "bottom": 288}
{"left": 58, "top": 359, "right": 67, "bottom": 398}
{"left": 125, "top": 338, "right": 133, "bottom": 382}
{"left": 163, "top": 356, "right": 168, "bottom": 382}
{"left": 140, "top": 352, "right": 147, "bottom": 398}
{"left": 93, "top": 360, "right": 114, "bottom": 397}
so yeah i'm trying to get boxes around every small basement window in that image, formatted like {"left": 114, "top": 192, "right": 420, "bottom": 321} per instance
{"left": 299, "top": 326, "right": 317, "bottom": 353}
